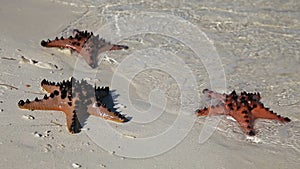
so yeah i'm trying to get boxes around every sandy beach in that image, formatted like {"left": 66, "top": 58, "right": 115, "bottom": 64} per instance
{"left": 1, "top": 0, "right": 299, "bottom": 168}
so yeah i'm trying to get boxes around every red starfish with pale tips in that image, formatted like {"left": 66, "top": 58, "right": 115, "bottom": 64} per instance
{"left": 196, "top": 89, "right": 291, "bottom": 136}
{"left": 18, "top": 77, "right": 128, "bottom": 134}
{"left": 41, "top": 29, "right": 128, "bottom": 68}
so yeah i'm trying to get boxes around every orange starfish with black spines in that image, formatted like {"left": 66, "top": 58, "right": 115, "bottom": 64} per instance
{"left": 18, "top": 77, "right": 128, "bottom": 134}
{"left": 196, "top": 89, "right": 291, "bottom": 136}
{"left": 41, "top": 29, "right": 128, "bottom": 68}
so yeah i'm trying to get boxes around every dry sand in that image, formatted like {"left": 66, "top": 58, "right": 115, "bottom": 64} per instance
{"left": 0, "top": 0, "right": 299, "bottom": 168}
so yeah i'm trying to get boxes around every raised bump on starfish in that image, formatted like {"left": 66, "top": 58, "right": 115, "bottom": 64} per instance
{"left": 196, "top": 89, "right": 291, "bottom": 136}
{"left": 18, "top": 77, "right": 128, "bottom": 134}
{"left": 41, "top": 29, "right": 128, "bottom": 68}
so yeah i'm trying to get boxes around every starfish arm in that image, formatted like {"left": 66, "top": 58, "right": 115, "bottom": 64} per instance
{"left": 66, "top": 110, "right": 81, "bottom": 134}
{"left": 18, "top": 89, "right": 82, "bottom": 134}
{"left": 240, "top": 91, "right": 261, "bottom": 101}
{"left": 87, "top": 104, "right": 128, "bottom": 123}
{"left": 196, "top": 105, "right": 227, "bottom": 116}
{"left": 196, "top": 107, "right": 209, "bottom": 116}
{"left": 110, "top": 44, "right": 129, "bottom": 51}
{"left": 251, "top": 104, "right": 291, "bottom": 123}
{"left": 40, "top": 79, "right": 60, "bottom": 93}
{"left": 229, "top": 108, "right": 256, "bottom": 136}
{"left": 18, "top": 92, "right": 64, "bottom": 111}
{"left": 97, "top": 44, "right": 115, "bottom": 53}
{"left": 78, "top": 44, "right": 99, "bottom": 68}
{"left": 56, "top": 97, "right": 82, "bottom": 133}
{"left": 41, "top": 37, "right": 85, "bottom": 53}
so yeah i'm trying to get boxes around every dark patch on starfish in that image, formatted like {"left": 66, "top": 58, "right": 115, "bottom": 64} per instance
{"left": 41, "top": 29, "right": 129, "bottom": 68}
{"left": 196, "top": 89, "right": 291, "bottom": 136}
{"left": 18, "top": 77, "right": 128, "bottom": 134}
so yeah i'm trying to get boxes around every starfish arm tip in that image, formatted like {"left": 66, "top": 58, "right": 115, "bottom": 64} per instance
{"left": 248, "top": 130, "right": 256, "bottom": 136}
{"left": 41, "top": 40, "right": 47, "bottom": 46}
{"left": 284, "top": 117, "right": 291, "bottom": 122}
{"left": 18, "top": 100, "right": 25, "bottom": 107}
{"left": 202, "top": 88, "right": 209, "bottom": 93}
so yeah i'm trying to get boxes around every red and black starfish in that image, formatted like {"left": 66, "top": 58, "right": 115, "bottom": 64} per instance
{"left": 41, "top": 29, "right": 128, "bottom": 68}
{"left": 18, "top": 77, "right": 128, "bottom": 134}
{"left": 196, "top": 89, "right": 291, "bottom": 136}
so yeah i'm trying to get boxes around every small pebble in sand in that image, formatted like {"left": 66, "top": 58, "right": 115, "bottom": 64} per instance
{"left": 43, "top": 130, "right": 51, "bottom": 137}
{"left": 100, "top": 163, "right": 106, "bottom": 168}
{"left": 44, "top": 147, "right": 51, "bottom": 153}
{"left": 33, "top": 132, "right": 42, "bottom": 138}
{"left": 32, "top": 131, "right": 50, "bottom": 138}
{"left": 58, "top": 144, "right": 65, "bottom": 149}
{"left": 22, "top": 114, "right": 35, "bottom": 120}
{"left": 82, "top": 142, "right": 90, "bottom": 146}
{"left": 123, "top": 134, "right": 137, "bottom": 139}
{"left": 71, "top": 163, "right": 81, "bottom": 168}
{"left": 46, "top": 144, "right": 52, "bottom": 148}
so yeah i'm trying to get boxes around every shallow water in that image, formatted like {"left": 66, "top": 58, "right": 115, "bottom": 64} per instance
{"left": 50, "top": 0, "right": 300, "bottom": 166}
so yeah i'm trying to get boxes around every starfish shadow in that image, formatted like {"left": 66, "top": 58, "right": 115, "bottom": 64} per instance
{"left": 77, "top": 89, "right": 132, "bottom": 131}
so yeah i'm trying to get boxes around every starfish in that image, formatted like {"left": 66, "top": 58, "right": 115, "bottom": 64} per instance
{"left": 196, "top": 89, "right": 291, "bottom": 136}
{"left": 18, "top": 77, "right": 128, "bottom": 134}
{"left": 41, "top": 29, "right": 129, "bottom": 68}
